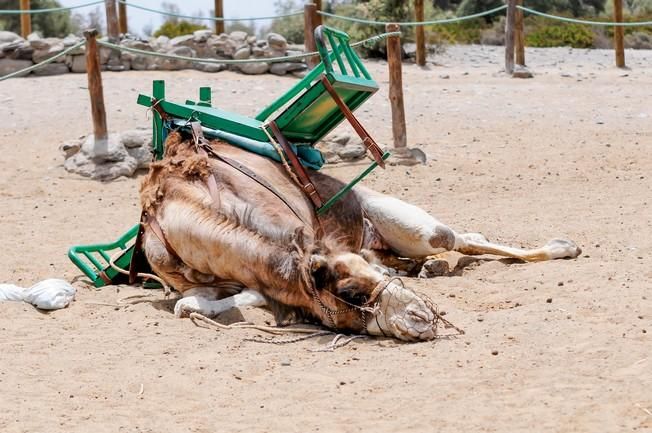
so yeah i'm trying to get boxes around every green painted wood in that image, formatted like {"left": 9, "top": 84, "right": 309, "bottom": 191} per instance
{"left": 199, "top": 87, "right": 212, "bottom": 107}
{"left": 317, "top": 152, "right": 391, "bottom": 215}
{"left": 152, "top": 80, "right": 166, "bottom": 160}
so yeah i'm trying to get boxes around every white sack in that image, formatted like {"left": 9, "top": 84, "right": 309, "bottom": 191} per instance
{"left": 24, "top": 279, "right": 76, "bottom": 310}
{"left": 0, "top": 284, "right": 26, "bottom": 302}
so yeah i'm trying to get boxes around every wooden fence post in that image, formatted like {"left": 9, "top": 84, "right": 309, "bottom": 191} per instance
{"left": 315, "top": 0, "right": 323, "bottom": 27}
{"left": 613, "top": 0, "right": 625, "bottom": 68}
{"left": 19, "top": 0, "right": 31, "bottom": 38}
{"left": 515, "top": 0, "right": 525, "bottom": 65}
{"left": 415, "top": 0, "right": 426, "bottom": 66}
{"left": 84, "top": 29, "right": 108, "bottom": 143}
{"left": 505, "top": 0, "right": 516, "bottom": 74}
{"left": 118, "top": 0, "right": 128, "bottom": 35}
{"left": 304, "top": 3, "right": 319, "bottom": 68}
{"left": 386, "top": 24, "right": 407, "bottom": 150}
{"left": 214, "top": 0, "right": 225, "bottom": 35}
{"left": 105, "top": 0, "right": 119, "bottom": 41}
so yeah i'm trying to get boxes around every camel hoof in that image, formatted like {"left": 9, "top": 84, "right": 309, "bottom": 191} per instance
{"left": 174, "top": 297, "right": 203, "bottom": 318}
{"left": 545, "top": 239, "right": 582, "bottom": 259}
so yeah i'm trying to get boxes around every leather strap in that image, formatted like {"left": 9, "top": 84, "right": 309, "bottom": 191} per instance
{"left": 189, "top": 122, "right": 312, "bottom": 227}
{"left": 268, "top": 121, "right": 324, "bottom": 209}
{"left": 320, "top": 75, "right": 386, "bottom": 168}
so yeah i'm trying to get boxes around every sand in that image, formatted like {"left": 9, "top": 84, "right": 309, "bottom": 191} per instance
{"left": 0, "top": 46, "right": 650, "bottom": 432}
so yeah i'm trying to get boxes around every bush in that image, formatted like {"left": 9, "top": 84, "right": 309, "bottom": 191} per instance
{"left": 154, "top": 21, "right": 208, "bottom": 38}
{"left": 525, "top": 21, "right": 594, "bottom": 48}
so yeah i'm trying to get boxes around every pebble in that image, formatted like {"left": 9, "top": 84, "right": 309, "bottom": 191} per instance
{"left": 491, "top": 350, "right": 499, "bottom": 356}
{"left": 280, "top": 359, "right": 291, "bottom": 366}
{"left": 546, "top": 298, "right": 553, "bottom": 303}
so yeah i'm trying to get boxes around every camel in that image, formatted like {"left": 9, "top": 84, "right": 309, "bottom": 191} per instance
{"left": 138, "top": 131, "right": 581, "bottom": 341}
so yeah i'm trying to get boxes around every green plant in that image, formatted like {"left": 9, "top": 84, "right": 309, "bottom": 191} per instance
{"left": 0, "top": 0, "right": 73, "bottom": 37}
{"left": 525, "top": 21, "right": 594, "bottom": 48}
{"left": 153, "top": 20, "right": 208, "bottom": 38}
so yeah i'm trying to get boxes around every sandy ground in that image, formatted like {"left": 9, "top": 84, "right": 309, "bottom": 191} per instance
{"left": 0, "top": 46, "right": 651, "bottom": 433}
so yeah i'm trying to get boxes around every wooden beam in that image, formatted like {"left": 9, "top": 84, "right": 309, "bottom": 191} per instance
{"left": 19, "top": 0, "right": 31, "bottom": 38}
{"left": 515, "top": 0, "right": 525, "bottom": 65}
{"left": 214, "top": 0, "right": 225, "bottom": 35}
{"left": 118, "top": 0, "right": 128, "bottom": 35}
{"left": 315, "top": 0, "right": 323, "bottom": 27}
{"left": 84, "top": 29, "right": 108, "bottom": 142}
{"left": 415, "top": 0, "right": 426, "bottom": 66}
{"left": 303, "top": 3, "right": 319, "bottom": 69}
{"left": 613, "top": 0, "right": 625, "bottom": 68}
{"left": 504, "top": 0, "right": 516, "bottom": 74}
{"left": 105, "top": 0, "right": 119, "bottom": 41}
{"left": 386, "top": 24, "right": 407, "bottom": 149}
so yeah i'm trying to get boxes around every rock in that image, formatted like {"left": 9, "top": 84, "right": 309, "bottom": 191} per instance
{"left": 237, "top": 62, "right": 269, "bottom": 75}
{"left": 229, "top": 31, "right": 248, "bottom": 44}
{"left": 267, "top": 33, "right": 287, "bottom": 52}
{"left": 193, "top": 29, "right": 213, "bottom": 43}
{"left": 338, "top": 143, "right": 366, "bottom": 160}
{"left": 327, "top": 132, "right": 351, "bottom": 146}
{"left": 4, "top": 40, "right": 33, "bottom": 60}
{"left": 251, "top": 46, "right": 265, "bottom": 58}
{"left": 151, "top": 35, "right": 170, "bottom": 50}
{"left": 0, "top": 58, "right": 33, "bottom": 77}
{"left": 194, "top": 62, "right": 226, "bottom": 73}
{"left": 0, "top": 31, "right": 20, "bottom": 44}
{"left": 512, "top": 65, "right": 533, "bottom": 79}
{"left": 292, "top": 70, "right": 308, "bottom": 79}
{"left": 418, "top": 259, "right": 449, "bottom": 278}
{"left": 233, "top": 47, "right": 250, "bottom": 60}
{"left": 62, "top": 34, "right": 82, "bottom": 47}
{"left": 63, "top": 131, "right": 152, "bottom": 181}
{"left": 269, "top": 62, "right": 307, "bottom": 76}
{"left": 210, "top": 34, "right": 238, "bottom": 57}
{"left": 120, "top": 40, "right": 154, "bottom": 70}
{"left": 170, "top": 34, "right": 194, "bottom": 47}
{"left": 32, "top": 38, "right": 66, "bottom": 63}
{"left": 157, "top": 46, "right": 195, "bottom": 70}
{"left": 32, "top": 62, "right": 69, "bottom": 76}
{"left": 120, "top": 129, "right": 150, "bottom": 149}
{"left": 26, "top": 32, "right": 41, "bottom": 42}
{"left": 67, "top": 55, "right": 86, "bottom": 73}
{"left": 246, "top": 35, "right": 257, "bottom": 45}
{"left": 388, "top": 147, "right": 421, "bottom": 166}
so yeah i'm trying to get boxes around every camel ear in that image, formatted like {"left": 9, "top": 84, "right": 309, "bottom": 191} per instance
{"left": 310, "top": 255, "right": 331, "bottom": 290}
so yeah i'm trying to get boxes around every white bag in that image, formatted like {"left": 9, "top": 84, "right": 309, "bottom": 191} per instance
{"left": 24, "top": 279, "right": 76, "bottom": 310}
{"left": 0, "top": 284, "right": 26, "bottom": 302}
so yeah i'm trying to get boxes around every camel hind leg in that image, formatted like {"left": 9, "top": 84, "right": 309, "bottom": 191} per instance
{"left": 355, "top": 187, "right": 581, "bottom": 262}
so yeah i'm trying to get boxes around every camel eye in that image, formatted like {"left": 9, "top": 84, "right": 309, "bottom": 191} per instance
{"left": 337, "top": 281, "right": 369, "bottom": 305}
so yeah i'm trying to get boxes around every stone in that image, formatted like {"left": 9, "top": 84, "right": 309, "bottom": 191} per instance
{"left": 0, "top": 31, "right": 20, "bottom": 44}
{"left": 229, "top": 31, "right": 248, "bottom": 44}
{"left": 512, "top": 65, "right": 533, "bottom": 79}
{"left": 67, "top": 55, "right": 86, "bottom": 73}
{"left": 26, "top": 32, "right": 41, "bottom": 42}
{"left": 337, "top": 141, "right": 366, "bottom": 160}
{"left": 237, "top": 62, "right": 269, "bottom": 75}
{"left": 418, "top": 259, "right": 449, "bottom": 278}
{"left": 210, "top": 34, "right": 238, "bottom": 57}
{"left": 62, "top": 34, "right": 82, "bottom": 47}
{"left": 32, "top": 62, "right": 69, "bottom": 76}
{"left": 193, "top": 29, "right": 213, "bottom": 43}
{"left": 63, "top": 131, "right": 152, "bottom": 181}
{"left": 194, "top": 62, "right": 226, "bottom": 73}
{"left": 120, "top": 129, "right": 151, "bottom": 149}
{"left": 246, "top": 35, "right": 257, "bottom": 45}
{"left": 251, "top": 46, "right": 265, "bottom": 58}
{"left": 269, "top": 62, "right": 307, "bottom": 76}
{"left": 156, "top": 46, "right": 195, "bottom": 70}
{"left": 327, "top": 132, "right": 351, "bottom": 146}
{"left": 4, "top": 40, "right": 33, "bottom": 60}
{"left": 267, "top": 33, "right": 287, "bottom": 52}
{"left": 32, "top": 38, "right": 65, "bottom": 63}
{"left": 0, "top": 58, "right": 33, "bottom": 77}
{"left": 170, "top": 34, "right": 194, "bottom": 47}
{"left": 233, "top": 47, "right": 250, "bottom": 60}
{"left": 388, "top": 147, "right": 421, "bottom": 166}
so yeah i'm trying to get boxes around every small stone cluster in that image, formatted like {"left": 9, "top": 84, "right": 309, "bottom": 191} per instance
{"left": 0, "top": 29, "right": 308, "bottom": 78}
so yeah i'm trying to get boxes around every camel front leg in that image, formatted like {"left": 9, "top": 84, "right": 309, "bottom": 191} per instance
{"left": 356, "top": 187, "right": 581, "bottom": 262}
{"left": 174, "top": 288, "right": 266, "bottom": 318}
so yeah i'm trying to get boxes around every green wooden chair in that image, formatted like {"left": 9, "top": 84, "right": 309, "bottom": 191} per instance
{"left": 69, "top": 25, "right": 391, "bottom": 288}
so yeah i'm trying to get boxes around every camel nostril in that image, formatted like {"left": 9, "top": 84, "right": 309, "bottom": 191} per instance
{"left": 408, "top": 309, "right": 431, "bottom": 322}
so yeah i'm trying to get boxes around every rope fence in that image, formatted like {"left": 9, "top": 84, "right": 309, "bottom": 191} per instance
{"left": 0, "top": 40, "right": 84, "bottom": 81}
{"left": 0, "top": 0, "right": 103, "bottom": 14}
{"left": 517, "top": 5, "right": 652, "bottom": 27}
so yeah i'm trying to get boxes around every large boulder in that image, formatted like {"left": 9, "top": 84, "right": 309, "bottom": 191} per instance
{"left": 32, "top": 62, "right": 69, "bottom": 76}
{"left": 193, "top": 29, "right": 213, "bottom": 43}
{"left": 237, "top": 62, "right": 270, "bottom": 75}
{"left": 209, "top": 33, "right": 238, "bottom": 57}
{"left": 3, "top": 39, "right": 33, "bottom": 60}
{"left": 233, "top": 46, "right": 251, "bottom": 60}
{"left": 120, "top": 39, "right": 155, "bottom": 70}
{"left": 267, "top": 33, "right": 288, "bottom": 52}
{"left": 270, "top": 62, "right": 307, "bottom": 76}
{"left": 0, "top": 58, "right": 33, "bottom": 77}
{"left": 62, "top": 130, "right": 152, "bottom": 181}
{"left": 156, "top": 46, "right": 195, "bottom": 70}
{"left": 31, "top": 37, "right": 65, "bottom": 63}
{"left": 0, "top": 31, "right": 20, "bottom": 44}
{"left": 66, "top": 54, "right": 86, "bottom": 73}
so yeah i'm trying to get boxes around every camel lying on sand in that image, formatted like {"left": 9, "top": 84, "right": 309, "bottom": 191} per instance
{"left": 139, "top": 131, "right": 581, "bottom": 341}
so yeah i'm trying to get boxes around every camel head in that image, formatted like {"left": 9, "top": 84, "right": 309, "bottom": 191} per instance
{"left": 307, "top": 252, "right": 439, "bottom": 341}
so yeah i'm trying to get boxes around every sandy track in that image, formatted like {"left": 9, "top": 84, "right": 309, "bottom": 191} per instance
{"left": 0, "top": 47, "right": 650, "bottom": 432}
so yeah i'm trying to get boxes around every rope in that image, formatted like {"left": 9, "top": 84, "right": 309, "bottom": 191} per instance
{"left": 0, "top": 40, "right": 85, "bottom": 81}
{"left": 96, "top": 31, "right": 401, "bottom": 65}
{"left": 108, "top": 250, "right": 172, "bottom": 297}
{"left": 517, "top": 5, "right": 652, "bottom": 27}
{"left": 317, "top": 5, "right": 508, "bottom": 26}
{"left": 118, "top": 0, "right": 302, "bottom": 22}
{"left": 189, "top": 312, "right": 327, "bottom": 335}
{"left": 261, "top": 123, "right": 302, "bottom": 186}
{"left": 0, "top": 0, "right": 103, "bottom": 14}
